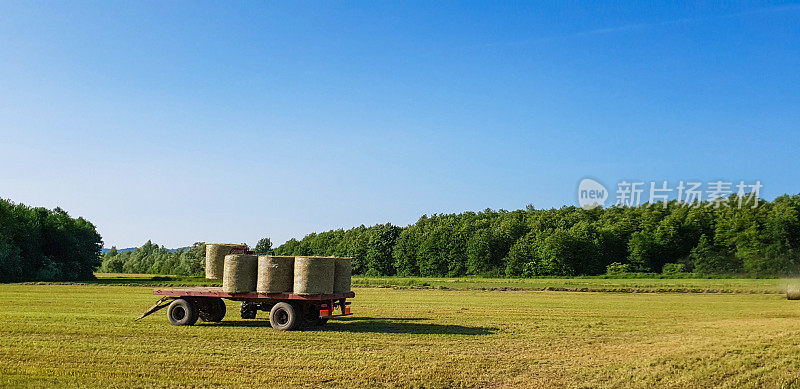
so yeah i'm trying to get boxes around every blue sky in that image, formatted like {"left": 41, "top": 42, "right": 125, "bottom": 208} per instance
{"left": 1, "top": 1, "right": 798, "bottom": 248}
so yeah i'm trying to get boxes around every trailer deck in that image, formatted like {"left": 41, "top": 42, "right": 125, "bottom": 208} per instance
{"left": 153, "top": 287, "right": 355, "bottom": 301}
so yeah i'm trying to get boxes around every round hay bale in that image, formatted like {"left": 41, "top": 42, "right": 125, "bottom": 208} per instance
{"left": 787, "top": 285, "right": 800, "bottom": 300}
{"left": 205, "top": 243, "right": 248, "bottom": 279}
{"left": 293, "top": 256, "right": 335, "bottom": 295}
{"left": 222, "top": 254, "right": 258, "bottom": 294}
{"left": 333, "top": 257, "right": 352, "bottom": 294}
{"left": 257, "top": 256, "right": 295, "bottom": 293}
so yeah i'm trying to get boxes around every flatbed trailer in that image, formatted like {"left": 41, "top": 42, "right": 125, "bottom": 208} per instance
{"left": 137, "top": 287, "right": 354, "bottom": 331}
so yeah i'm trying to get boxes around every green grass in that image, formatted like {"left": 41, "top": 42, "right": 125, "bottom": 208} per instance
{"left": 2, "top": 281, "right": 800, "bottom": 387}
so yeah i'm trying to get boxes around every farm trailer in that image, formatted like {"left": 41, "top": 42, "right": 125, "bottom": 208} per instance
{"left": 137, "top": 287, "right": 354, "bottom": 331}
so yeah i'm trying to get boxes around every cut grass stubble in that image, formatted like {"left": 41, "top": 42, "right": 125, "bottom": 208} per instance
{"left": 2, "top": 282, "right": 800, "bottom": 387}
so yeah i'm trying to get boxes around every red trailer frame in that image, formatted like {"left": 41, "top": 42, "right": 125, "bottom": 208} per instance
{"left": 137, "top": 287, "right": 354, "bottom": 330}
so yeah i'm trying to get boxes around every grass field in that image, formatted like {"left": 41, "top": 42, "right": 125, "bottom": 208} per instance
{"left": 2, "top": 281, "right": 800, "bottom": 387}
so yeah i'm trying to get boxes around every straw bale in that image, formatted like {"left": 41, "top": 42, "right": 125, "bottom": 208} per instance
{"left": 222, "top": 254, "right": 258, "bottom": 293}
{"left": 205, "top": 243, "right": 247, "bottom": 279}
{"left": 257, "top": 256, "right": 295, "bottom": 293}
{"left": 293, "top": 256, "right": 334, "bottom": 295}
{"left": 788, "top": 285, "right": 800, "bottom": 300}
{"left": 333, "top": 257, "right": 352, "bottom": 294}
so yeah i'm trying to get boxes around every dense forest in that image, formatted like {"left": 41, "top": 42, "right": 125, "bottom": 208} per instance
{"left": 95, "top": 194, "right": 800, "bottom": 278}
{"left": 0, "top": 198, "right": 102, "bottom": 282}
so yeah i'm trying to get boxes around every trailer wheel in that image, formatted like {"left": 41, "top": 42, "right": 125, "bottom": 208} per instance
{"left": 269, "top": 302, "right": 298, "bottom": 331}
{"left": 241, "top": 301, "right": 257, "bottom": 319}
{"left": 167, "top": 299, "right": 199, "bottom": 326}
{"left": 199, "top": 298, "right": 226, "bottom": 322}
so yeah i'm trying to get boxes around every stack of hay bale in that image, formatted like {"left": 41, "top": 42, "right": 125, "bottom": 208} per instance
{"left": 207, "top": 244, "right": 352, "bottom": 295}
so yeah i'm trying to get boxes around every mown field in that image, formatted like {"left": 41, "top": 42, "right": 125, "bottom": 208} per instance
{"left": 2, "top": 280, "right": 800, "bottom": 388}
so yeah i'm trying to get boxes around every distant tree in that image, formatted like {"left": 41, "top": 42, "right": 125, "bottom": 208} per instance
{"left": 534, "top": 229, "right": 585, "bottom": 276}
{"left": 505, "top": 231, "right": 539, "bottom": 277}
{"left": 0, "top": 242, "right": 24, "bottom": 282}
{"left": 0, "top": 198, "right": 102, "bottom": 282}
{"left": 274, "top": 238, "right": 301, "bottom": 256}
{"left": 99, "top": 241, "right": 206, "bottom": 276}
{"left": 393, "top": 224, "right": 422, "bottom": 276}
{"left": 101, "top": 248, "right": 124, "bottom": 273}
{"left": 692, "top": 235, "right": 743, "bottom": 275}
{"left": 365, "top": 223, "right": 401, "bottom": 276}
{"left": 466, "top": 229, "right": 492, "bottom": 275}
{"left": 254, "top": 237, "right": 274, "bottom": 255}
{"left": 177, "top": 242, "right": 206, "bottom": 275}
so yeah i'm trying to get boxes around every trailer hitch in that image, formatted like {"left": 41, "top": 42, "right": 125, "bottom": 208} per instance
{"left": 135, "top": 296, "right": 174, "bottom": 321}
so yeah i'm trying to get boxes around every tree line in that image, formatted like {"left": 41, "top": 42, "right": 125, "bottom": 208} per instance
{"left": 98, "top": 241, "right": 207, "bottom": 276}
{"left": 97, "top": 238, "right": 275, "bottom": 276}
{"left": 0, "top": 198, "right": 102, "bottom": 282}
{"left": 275, "top": 194, "right": 800, "bottom": 277}
{"left": 95, "top": 193, "right": 800, "bottom": 278}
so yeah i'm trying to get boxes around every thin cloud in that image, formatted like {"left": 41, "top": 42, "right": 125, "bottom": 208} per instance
{"left": 481, "top": 4, "right": 800, "bottom": 48}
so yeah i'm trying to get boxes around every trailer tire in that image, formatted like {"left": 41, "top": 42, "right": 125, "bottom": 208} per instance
{"left": 269, "top": 302, "right": 298, "bottom": 331}
{"left": 199, "top": 298, "right": 226, "bottom": 322}
{"left": 241, "top": 301, "right": 257, "bottom": 319}
{"left": 167, "top": 299, "right": 199, "bottom": 326}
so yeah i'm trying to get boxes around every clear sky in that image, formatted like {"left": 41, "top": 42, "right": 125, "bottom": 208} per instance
{"left": 1, "top": 2, "right": 798, "bottom": 249}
